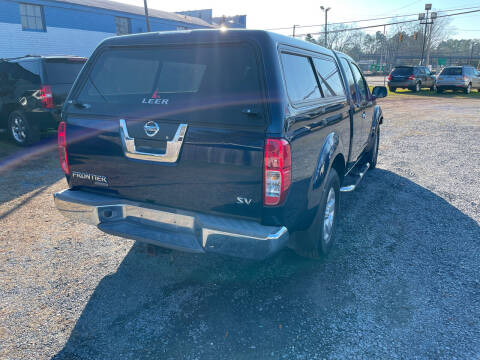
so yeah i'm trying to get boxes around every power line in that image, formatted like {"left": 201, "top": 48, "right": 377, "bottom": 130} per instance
{"left": 264, "top": 14, "right": 420, "bottom": 31}
{"left": 292, "top": 9, "right": 480, "bottom": 38}
{"left": 377, "top": 0, "right": 423, "bottom": 16}
{"left": 264, "top": 5, "right": 480, "bottom": 33}
{"left": 436, "top": 5, "right": 480, "bottom": 13}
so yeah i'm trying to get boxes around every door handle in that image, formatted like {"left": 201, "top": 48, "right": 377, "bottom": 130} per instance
{"left": 119, "top": 119, "right": 188, "bottom": 163}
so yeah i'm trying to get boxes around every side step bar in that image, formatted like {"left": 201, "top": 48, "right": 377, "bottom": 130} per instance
{"left": 340, "top": 162, "right": 370, "bottom": 192}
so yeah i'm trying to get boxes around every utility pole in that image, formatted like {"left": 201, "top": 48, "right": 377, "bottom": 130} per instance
{"left": 143, "top": 0, "right": 151, "bottom": 32}
{"left": 470, "top": 42, "right": 475, "bottom": 66}
{"left": 425, "top": 11, "right": 437, "bottom": 67}
{"left": 320, "top": 6, "right": 331, "bottom": 48}
{"left": 381, "top": 25, "right": 386, "bottom": 86}
{"left": 293, "top": 24, "right": 297, "bottom": 37}
{"left": 419, "top": 4, "right": 435, "bottom": 67}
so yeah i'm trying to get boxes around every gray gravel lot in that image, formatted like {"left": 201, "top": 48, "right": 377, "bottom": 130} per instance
{"left": 0, "top": 95, "right": 479, "bottom": 359}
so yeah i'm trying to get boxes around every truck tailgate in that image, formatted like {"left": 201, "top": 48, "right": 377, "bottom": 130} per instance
{"left": 66, "top": 115, "right": 265, "bottom": 220}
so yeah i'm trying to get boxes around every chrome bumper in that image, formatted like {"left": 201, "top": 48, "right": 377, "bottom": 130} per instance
{"left": 54, "top": 189, "right": 288, "bottom": 260}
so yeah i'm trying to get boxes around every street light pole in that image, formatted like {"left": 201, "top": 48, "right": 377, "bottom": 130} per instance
{"left": 470, "top": 42, "right": 475, "bottom": 66}
{"left": 143, "top": 0, "right": 151, "bottom": 32}
{"left": 419, "top": 4, "right": 434, "bottom": 66}
{"left": 320, "top": 6, "right": 331, "bottom": 48}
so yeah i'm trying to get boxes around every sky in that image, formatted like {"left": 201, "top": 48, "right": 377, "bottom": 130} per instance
{"left": 120, "top": 0, "right": 480, "bottom": 40}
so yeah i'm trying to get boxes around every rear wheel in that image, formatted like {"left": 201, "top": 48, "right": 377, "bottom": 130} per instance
{"left": 389, "top": 87, "right": 396, "bottom": 92}
{"left": 8, "top": 111, "right": 39, "bottom": 146}
{"left": 366, "top": 126, "right": 380, "bottom": 169}
{"left": 294, "top": 169, "right": 340, "bottom": 259}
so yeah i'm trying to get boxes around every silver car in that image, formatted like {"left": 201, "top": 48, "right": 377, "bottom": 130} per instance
{"left": 436, "top": 66, "right": 480, "bottom": 94}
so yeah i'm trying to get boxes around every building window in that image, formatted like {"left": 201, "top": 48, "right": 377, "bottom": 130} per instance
{"left": 115, "top": 17, "right": 131, "bottom": 35}
{"left": 19, "top": 3, "right": 45, "bottom": 32}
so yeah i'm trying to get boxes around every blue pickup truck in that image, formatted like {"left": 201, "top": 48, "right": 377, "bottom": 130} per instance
{"left": 54, "top": 30, "right": 387, "bottom": 259}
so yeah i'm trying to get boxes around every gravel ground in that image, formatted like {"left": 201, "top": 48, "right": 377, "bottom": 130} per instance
{"left": 0, "top": 95, "right": 479, "bottom": 359}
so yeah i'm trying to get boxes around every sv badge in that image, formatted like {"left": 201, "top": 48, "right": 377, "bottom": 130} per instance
{"left": 236, "top": 197, "right": 253, "bottom": 205}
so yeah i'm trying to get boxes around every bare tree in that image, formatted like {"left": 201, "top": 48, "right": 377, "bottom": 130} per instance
{"left": 425, "top": 17, "right": 452, "bottom": 66}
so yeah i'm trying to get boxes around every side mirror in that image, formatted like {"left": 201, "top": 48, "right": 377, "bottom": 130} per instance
{"left": 372, "top": 86, "right": 387, "bottom": 99}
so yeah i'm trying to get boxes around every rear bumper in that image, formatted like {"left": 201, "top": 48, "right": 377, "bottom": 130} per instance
{"left": 388, "top": 80, "right": 416, "bottom": 88}
{"left": 54, "top": 189, "right": 289, "bottom": 260}
{"left": 436, "top": 82, "right": 468, "bottom": 90}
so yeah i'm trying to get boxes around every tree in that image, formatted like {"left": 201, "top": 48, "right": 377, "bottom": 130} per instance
{"left": 425, "top": 17, "right": 452, "bottom": 66}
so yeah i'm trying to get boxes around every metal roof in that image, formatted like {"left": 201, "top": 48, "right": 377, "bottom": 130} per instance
{"left": 50, "top": 0, "right": 214, "bottom": 27}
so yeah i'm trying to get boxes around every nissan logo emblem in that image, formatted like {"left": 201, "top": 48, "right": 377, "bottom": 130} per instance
{"left": 144, "top": 121, "right": 160, "bottom": 137}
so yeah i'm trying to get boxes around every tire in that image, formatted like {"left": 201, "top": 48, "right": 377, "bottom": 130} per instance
{"left": 413, "top": 82, "right": 421, "bottom": 92}
{"left": 8, "top": 111, "right": 39, "bottom": 146}
{"left": 430, "top": 84, "right": 437, "bottom": 92}
{"left": 437, "top": 87, "right": 443, "bottom": 94}
{"left": 464, "top": 83, "right": 472, "bottom": 94}
{"left": 294, "top": 169, "right": 341, "bottom": 259}
{"left": 366, "top": 126, "right": 380, "bottom": 169}
{"left": 389, "top": 87, "right": 396, "bottom": 92}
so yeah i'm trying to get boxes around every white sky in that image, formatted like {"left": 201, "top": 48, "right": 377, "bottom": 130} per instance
{"left": 120, "top": 0, "right": 480, "bottom": 40}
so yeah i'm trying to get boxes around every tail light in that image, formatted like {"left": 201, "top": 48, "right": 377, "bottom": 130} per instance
{"left": 387, "top": 74, "right": 391, "bottom": 81}
{"left": 408, "top": 75, "right": 415, "bottom": 80}
{"left": 58, "top": 122, "right": 70, "bottom": 175}
{"left": 264, "top": 138, "right": 291, "bottom": 206}
{"left": 40, "top": 85, "right": 54, "bottom": 108}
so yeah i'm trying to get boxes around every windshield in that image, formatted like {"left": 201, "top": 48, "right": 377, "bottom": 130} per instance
{"left": 440, "top": 67, "right": 462, "bottom": 76}
{"left": 76, "top": 44, "right": 262, "bottom": 106}
{"left": 44, "top": 59, "right": 86, "bottom": 84}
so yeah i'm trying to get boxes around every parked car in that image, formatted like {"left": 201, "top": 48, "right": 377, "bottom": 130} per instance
{"left": 436, "top": 66, "right": 480, "bottom": 94}
{"left": 0, "top": 55, "right": 86, "bottom": 145}
{"left": 53, "top": 30, "right": 387, "bottom": 260}
{"left": 387, "top": 65, "right": 436, "bottom": 92}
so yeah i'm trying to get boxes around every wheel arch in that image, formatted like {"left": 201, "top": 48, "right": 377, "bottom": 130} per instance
{"left": 305, "top": 131, "right": 346, "bottom": 212}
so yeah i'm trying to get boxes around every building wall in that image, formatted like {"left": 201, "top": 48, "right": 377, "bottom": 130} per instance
{"left": 0, "top": 0, "right": 208, "bottom": 58}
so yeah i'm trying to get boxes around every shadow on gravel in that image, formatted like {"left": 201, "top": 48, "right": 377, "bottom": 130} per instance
{"left": 53, "top": 169, "right": 480, "bottom": 359}
{"left": 0, "top": 131, "right": 63, "bottom": 205}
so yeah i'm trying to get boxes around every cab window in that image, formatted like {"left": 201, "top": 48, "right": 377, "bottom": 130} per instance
{"left": 350, "top": 62, "right": 369, "bottom": 104}
{"left": 312, "top": 57, "right": 345, "bottom": 98}
{"left": 281, "top": 52, "right": 321, "bottom": 105}
{"left": 339, "top": 58, "right": 357, "bottom": 102}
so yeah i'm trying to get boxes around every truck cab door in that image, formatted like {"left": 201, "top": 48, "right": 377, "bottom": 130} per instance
{"left": 350, "top": 62, "right": 374, "bottom": 160}
{"left": 338, "top": 57, "right": 364, "bottom": 163}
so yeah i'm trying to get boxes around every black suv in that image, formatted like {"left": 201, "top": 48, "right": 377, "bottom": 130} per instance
{"left": 388, "top": 65, "right": 436, "bottom": 92}
{"left": 0, "top": 56, "right": 86, "bottom": 145}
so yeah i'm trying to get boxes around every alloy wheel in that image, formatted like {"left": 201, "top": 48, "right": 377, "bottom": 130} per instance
{"left": 323, "top": 187, "right": 336, "bottom": 244}
{"left": 11, "top": 116, "right": 27, "bottom": 143}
